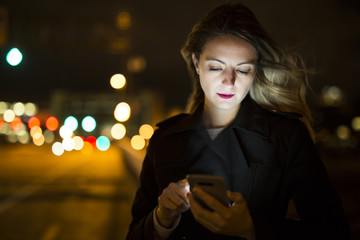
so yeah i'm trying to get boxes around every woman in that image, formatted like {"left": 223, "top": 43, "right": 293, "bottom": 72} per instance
{"left": 126, "top": 3, "right": 349, "bottom": 240}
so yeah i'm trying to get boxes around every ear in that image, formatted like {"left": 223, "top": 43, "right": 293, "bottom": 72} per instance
{"left": 191, "top": 53, "right": 200, "bottom": 74}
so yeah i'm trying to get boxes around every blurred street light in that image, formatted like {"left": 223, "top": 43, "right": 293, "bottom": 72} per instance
{"left": 111, "top": 123, "right": 126, "bottom": 140}
{"left": 82, "top": 116, "right": 96, "bottom": 132}
{"left": 352, "top": 116, "right": 360, "bottom": 132}
{"left": 64, "top": 116, "right": 78, "bottom": 131}
{"left": 73, "top": 136, "right": 84, "bottom": 150}
{"left": 116, "top": 11, "right": 131, "bottom": 30}
{"left": 24, "top": 102, "right": 38, "bottom": 116}
{"left": 52, "top": 142, "right": 65, "bottom": 156}
{"left": 46, "top": 116, "right": 59, "bottom": 131}
{"left": 336, "top": 125, "right": 351, "bottom": 140}
{"left": 321, "top": 85, "right": 343, "bottom": 107}
{"left": 3, "top": 109, "right": 15, "bottom": 122}
{"left": 131, "top": 135, "right": 145, "bottom": 150}
{"left": 13, "top": 102, "right": 25, "bottom": 116}
{"left": 6, "top": 48, "right": 23, "bottom": 66}
{"left": 114, "top": 102, "right": 131, "bottom": 122}
{"left": 96, "top": 136, "right": 110, "bottom": 151}
{"left": 110, "top": 74, "right": 126, "bottom": 89}
{"left": 139, "top": 124, "right": 154, "bottom": 139}
{"left": 28, "top": 116, "right": 41, "bottom": 129}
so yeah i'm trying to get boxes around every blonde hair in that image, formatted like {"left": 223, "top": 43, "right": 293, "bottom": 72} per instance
{"left": 181, "top": 3, "right": 314, "bottom": 138}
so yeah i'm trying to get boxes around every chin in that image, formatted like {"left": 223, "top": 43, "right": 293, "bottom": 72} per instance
{"left": 216, "top": 103, "right": 241, "bottom": 111}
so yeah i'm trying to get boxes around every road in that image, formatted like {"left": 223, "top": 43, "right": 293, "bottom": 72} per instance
{"left": 0, "top": 144, "right": 358, "bottom": 239}
{"left": 0, "top": 144, "right": 138, "bottom": 240}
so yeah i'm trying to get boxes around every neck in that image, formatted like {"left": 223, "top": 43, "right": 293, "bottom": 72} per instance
{"left": 202, "top": 103, "right": 240, "bottom": 129}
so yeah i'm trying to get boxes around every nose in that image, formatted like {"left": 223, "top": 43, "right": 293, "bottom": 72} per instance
{"left": 222, "top": 68, "right": 235, "bottom": 86}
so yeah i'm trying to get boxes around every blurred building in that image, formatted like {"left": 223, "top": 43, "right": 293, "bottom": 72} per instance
{"left": 49, "top": 89, "right": 165, "bottom": 138}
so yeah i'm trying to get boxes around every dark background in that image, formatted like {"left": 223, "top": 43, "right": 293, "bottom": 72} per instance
{"left": 0, "top": 0, "right": 359, "bottom": 112}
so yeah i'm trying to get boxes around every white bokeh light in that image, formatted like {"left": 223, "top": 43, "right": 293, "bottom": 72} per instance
{"left": 82, "top": 116, "right": 96, "bottom": 132}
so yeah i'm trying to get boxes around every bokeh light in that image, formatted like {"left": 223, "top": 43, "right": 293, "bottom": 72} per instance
{"left": 43, "top": 130, "right": 55, "bottom": 143}
{"left": 0, "top": 101, "right": 8, "bottom": 114}
{"left": 28, "top": 116, "right": 41, "bottom": 129}
{"left": 33, "top": 134, "right": 45, "bottom": 146}
{"left": 96, "top": 136, "right": 110, "bottom": 151}
{"left": 336, "top": 125, "right": 351, "bottom": 140}
{"left": 116, "top": 11, "right": 131, "bottom": 30}
{"left": 82, "top": 116, "right": 96, "bottom": 132}
{"left": 85, "top": 136, "right": 97, "bottom": 148}
{"left": 111, "top": 123, "right": 126, "bottom": 140}
{"left": 127, "top": 55, "right": 147, "bottom": 73}
{"left": 73, "top": 136, "right": 84, "bottom": 150}
{"left": 46, "top": 116, "right": 59, "bottom": 131}
{"left": 62, "top": 138, "right": 75, "bottom": 151}
{"left": 6, "top": 48, "right": 23, "bottom": 66}
{"left": 64, "top": 116, "right": 78, "bottom": 131}
{"left": 110, "top": 74, "right": 126, "bottom": 89}
{"left": 131, "top": 135, "right": 146, "bottom": 150}
{"left": 24, "top": 102, "right": 38, "bottom": 116}
{"left": 10, "top": 117, "right": 23, "bottom": 131}
{"left": 7, "top": 132, "right": 17, "bottom": 143}
{"left": 321, "top": 85, "right": 343, "bottom": 106}
{"left": 59, "top": 125, "right": 73, "bottom": 139}
{"left": 114, "top": 102, "right": 131, "bottom": 122}
{"left": 352, "top": 116, "right": 360, "bottom": 132}
{"left": 30, "top": 126, "right": 42, "bottom": 138}
{"left": 139, "top": 124, "right": 154, "bottom": 139}
{"left": 3, "top": 109, "right": 15, "bottom": 122}
{"left": 0, "top": 122, "right": 10, "bottom": 135}
{"left": 17, "top": 131, "right": 30, "bottom": 144}
{"left": 52, "top": 142, "right": 65, "bottom": 156}
{"left": 0, "top": 118, "right": 3, "bottom": 130}
{"left": 13, "top": 102, "right": 25, "bottom": 116}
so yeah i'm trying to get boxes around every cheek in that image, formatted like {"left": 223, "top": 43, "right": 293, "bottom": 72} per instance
{"left": 241, "top": 75, "right": 255, "bottom": 88}
{"left": 199, "top": 75, "right": 213, "bottom": 93}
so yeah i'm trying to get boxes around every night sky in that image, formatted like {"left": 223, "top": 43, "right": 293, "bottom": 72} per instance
{"left": 0, "top": 0, "right": 359, "bottom": 112}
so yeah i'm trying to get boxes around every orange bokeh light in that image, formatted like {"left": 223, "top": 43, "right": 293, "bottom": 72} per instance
{"left": 46, "top": 116, "right": 59, "bottom": 131}
{"left": 10, "top": 117, "right": 23, "bottom": 131}
{"left": 0, "top": 118, "right": 3, "bottom": 130}
{"left": 85, "top": 136, "right": 97, "bottom": 148}
{"left": 28, "top": 116, "right": 41, "bottom": 129}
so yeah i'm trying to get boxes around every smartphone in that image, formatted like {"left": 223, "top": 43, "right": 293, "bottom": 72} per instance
{"left": 186, "top": 174, "right": 230, "bottom": 210}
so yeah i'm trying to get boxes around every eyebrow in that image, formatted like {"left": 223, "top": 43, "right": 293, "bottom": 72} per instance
{"left": 205, "top": 58, "right": 256, "bottom": 66}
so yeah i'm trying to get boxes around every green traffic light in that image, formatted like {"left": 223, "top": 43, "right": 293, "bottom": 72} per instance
{"left": 6, "top": 48, "right": 23, "bottom": 66}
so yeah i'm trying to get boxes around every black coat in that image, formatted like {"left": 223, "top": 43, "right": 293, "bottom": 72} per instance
{"left": 126, "top": 97, "right": 349, "bottom": 240}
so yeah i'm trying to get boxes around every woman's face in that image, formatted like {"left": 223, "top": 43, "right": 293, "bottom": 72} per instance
{"left": 192, "top": 35, "right": 257, "bottom": 113}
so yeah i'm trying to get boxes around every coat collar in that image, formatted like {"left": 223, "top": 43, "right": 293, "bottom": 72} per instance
{"left": 159, "top": 95, "right": 271, "bottom": 138}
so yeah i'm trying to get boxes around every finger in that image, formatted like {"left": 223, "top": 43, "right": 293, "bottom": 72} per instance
{"left": 172, "top": 182, "right": 190, "bottom": 204}
{"left": 193, "top": 187, "right": 228, "bottom": 212}
{"left": 160, "top": 187, "right": 187, "bottom": 210}
{"left": 158, "top": 192, "right": 178, "bottom": 211}
{"left": 188, "top": 192, "right": 223, "bottom": 222}
{"left": 188, "top": 193, "right": 225, "bottom": 233}
{"left": 227, "top": 191, "right": 245, "bottom": 204}
{"left": 168, "top": 189, "right": 188, "bottom": 208}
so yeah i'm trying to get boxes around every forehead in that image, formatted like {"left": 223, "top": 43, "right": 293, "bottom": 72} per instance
{"left": 201, "top": 35, "right": 257, "bottom": 61}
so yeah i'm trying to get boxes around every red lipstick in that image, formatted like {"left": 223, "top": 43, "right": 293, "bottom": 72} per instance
{"left": 217, "top": 93, "right": 234, "bottom": 99}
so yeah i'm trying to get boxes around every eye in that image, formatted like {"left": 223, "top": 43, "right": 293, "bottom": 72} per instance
{"left": 236, "top": 69, "right": 251, "bottom": 75}
{"left": 209, "top": 67, "right": 222, "bottom": 71}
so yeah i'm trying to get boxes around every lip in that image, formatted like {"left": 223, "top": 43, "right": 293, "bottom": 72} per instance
{"left": 217, "top": 93, "right": 234, "bottom": 99}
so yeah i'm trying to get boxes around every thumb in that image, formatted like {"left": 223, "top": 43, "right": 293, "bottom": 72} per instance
{"left": 227, "top": 191, "right": 245, "bottom": 204}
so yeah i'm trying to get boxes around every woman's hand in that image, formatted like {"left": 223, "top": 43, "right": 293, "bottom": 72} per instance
{"left": 187, "top": 188, "right": 254, "bottom": 239}
{"left": 156, "top": 179, "right": 190, "bottom": 228}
